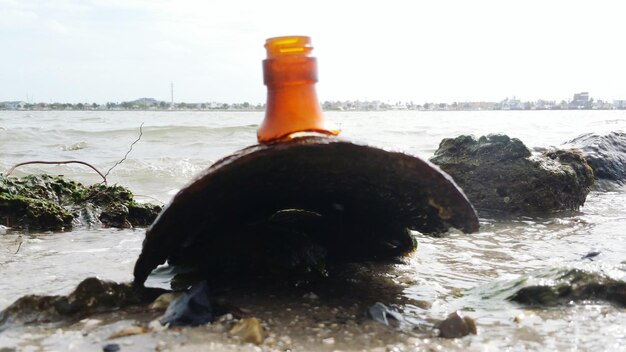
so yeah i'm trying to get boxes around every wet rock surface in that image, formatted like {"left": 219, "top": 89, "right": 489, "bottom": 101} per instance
{"left": 0, "top": 277, "right": 166, "bottom": 330}
{"left": 430, "top": 134, "right": 594, "bottom": 215}
{"left": 0, "top": 174, "right": 161, "bottom": 231}
{"left": 564, "top": 131, "right": 626, "bottom": 185}
{"left": 436, "top": 311, "right": 477, "bottom": 338}
{"left": 133, "top": 136, "right": 479, "bottom": 287}
{"left": 508, "top": 268, "right": 626, "bottom": 307}
{"left": 229, "top": 317, "right": 264, "bottom": 345}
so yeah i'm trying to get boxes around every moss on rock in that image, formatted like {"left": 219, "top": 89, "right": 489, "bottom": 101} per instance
{"left": 0, "top": 174, "right": 161, "bottom": 231}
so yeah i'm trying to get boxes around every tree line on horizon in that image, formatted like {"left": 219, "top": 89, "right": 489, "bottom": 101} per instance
{"left": 2, "top": 97, "right": 625, "bottom": 111}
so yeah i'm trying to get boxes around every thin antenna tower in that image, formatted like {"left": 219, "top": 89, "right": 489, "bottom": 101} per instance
{"left": 170, "top": 82, "right": 174, "bottom": 106}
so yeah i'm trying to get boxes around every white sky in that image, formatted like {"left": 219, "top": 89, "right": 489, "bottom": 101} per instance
{"left": 1, "top": 0, "right": 625, "bottom": 104}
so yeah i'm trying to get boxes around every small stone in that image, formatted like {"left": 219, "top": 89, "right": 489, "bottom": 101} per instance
{"left": 149, "top": 292, "right": 182, "bottom": 310}
{"left": 279, "top": 335, "right": 292, "bottom": 345}
{"left": 149, "top": 319, "right": 166, "bottom": 332}
{"left": 371, "top": 339, "right": 384, "bottom": 347}
{"left": 264, "top": 336, "right": 276, "bottom": 347}
{"left": 407, "top": 337, "right": 420, "bottom": 345}
{"left": 437, "top": 311, "right": 477, "bottom": 338}
{"left": 387, "top": 345, "right": 405, "bottom": 352}
{"left": 102, "top": 343, "right": 120, "bottom": 352}
{"left": 155, "top": 341, "right": 167, "bottom": 352}
{"left": 463, "top": 316, "right": 477, "bottom": 334}
{"left": 230, "top": 318, "right": 264, "bottom": 345}
{"left": 107, "top": 326, "right": 149, "bottom": 339}
{"left": 322, "top": 337, "right": 335, "bottom": 345}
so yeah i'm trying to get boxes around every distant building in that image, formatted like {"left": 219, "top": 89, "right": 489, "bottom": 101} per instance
{"left": 0, "top": 101, "right": 27, "bottom": 109}
{"left": 614, "top": 100, "right": 626, "bottom": 109}
{"left": 535, "top": 100, "right": 557, "bottom": 110}
{"left": 570, "top": 92, "right": 590, "bottom": 109}
{"left": 497, "top": 97, "right": 522, "bottom": 110}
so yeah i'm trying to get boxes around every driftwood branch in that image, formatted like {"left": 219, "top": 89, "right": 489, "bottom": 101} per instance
{"left": 4, "top": 122, "right": 146, "bottom": 185}
{"left": 5, "top": 160, "right": 107, "bottom": 184}
{"left": 103, "top": 122, "right": 144, "bottom": 180}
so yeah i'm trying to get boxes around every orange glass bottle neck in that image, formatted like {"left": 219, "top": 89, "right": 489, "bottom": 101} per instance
{"left": 257, "top": 36, "right": 339, "bottom": 144}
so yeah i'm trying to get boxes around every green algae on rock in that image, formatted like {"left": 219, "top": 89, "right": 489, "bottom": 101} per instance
{"left": 0, "top": 174, "right": 161, "bottom": 231}
{"left": 430, "top": 134, "right": 594, "bottom": 215}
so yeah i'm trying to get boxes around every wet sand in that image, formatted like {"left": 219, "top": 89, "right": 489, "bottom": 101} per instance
{"left": 2, "top": 261, "right": 467, "bottom": 352}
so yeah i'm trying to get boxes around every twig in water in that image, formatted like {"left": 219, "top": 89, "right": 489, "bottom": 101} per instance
{"left": 14, "top": 227, "right": 26, "bottom": 255}
{"left": 103, "top": 122, "right": 145, "bottom": 181}
{"left": 5, "top": 160, "right": 107, "bottom": 184}
{"left": 4, "top": 123, "right": 145, "bottom": 184}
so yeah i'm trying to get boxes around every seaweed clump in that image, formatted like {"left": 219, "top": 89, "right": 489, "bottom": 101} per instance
{"left": 0, "top": 174, "right": 161, "bottom": 231}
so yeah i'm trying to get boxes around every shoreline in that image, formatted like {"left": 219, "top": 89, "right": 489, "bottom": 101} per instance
{"left": 1, "top": 108, "right": 624, "bottom": 113}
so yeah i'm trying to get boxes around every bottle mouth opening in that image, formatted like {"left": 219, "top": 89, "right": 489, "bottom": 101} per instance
{"left": 265, "top": 36, "right": 313, "bottom": 58}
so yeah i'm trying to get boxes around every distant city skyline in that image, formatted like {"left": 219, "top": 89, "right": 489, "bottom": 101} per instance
{"left": 1, "top": 1, "right": 625, "bottom": 104}
{"left": 3, "top": 89, "right": 626, "bottom": 107}
{"left": 4, "top": 91, "right": 626, "bottom": 111}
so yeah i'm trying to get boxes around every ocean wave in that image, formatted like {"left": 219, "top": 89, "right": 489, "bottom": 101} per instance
{"left": 60, "top": 141, "right": 89, "bottom": 151}
{"left": 146, "top": 124, "right": 257, "bottom": 136}
{"left": 30, "top": 124, "right": 259, "bottom": 139}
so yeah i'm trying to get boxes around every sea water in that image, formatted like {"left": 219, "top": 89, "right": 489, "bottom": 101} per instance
{"left": 1, "top": 110, "right": 625, "bottom": 350}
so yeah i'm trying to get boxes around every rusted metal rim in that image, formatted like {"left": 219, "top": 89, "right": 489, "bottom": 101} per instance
{"left": 134, "top": 137, "right": 478, "bottom": 286}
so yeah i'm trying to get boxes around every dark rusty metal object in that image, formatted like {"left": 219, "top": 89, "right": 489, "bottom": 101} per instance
{"left": 133, "top": 137, "right": 478, "bottom": 286}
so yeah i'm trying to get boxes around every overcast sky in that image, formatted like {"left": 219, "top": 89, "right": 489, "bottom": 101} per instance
{"left": 1, "top": 0, "right": 625, "bottom": 104}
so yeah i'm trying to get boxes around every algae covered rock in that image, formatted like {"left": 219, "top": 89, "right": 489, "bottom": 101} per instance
{"left": 564, "top": 131, "right": 626, "bottom": 185}
{"left": 508, "top": 268, "right": 626, "bottom": 308}
{"left": 0, "top": 174, "right": 161, "bottom": 231}
{"left": 133, "top": 136, "right": 479, "bottom": 287}
{"left": 430, "top": 134, "right": 594, "bottom": 215}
